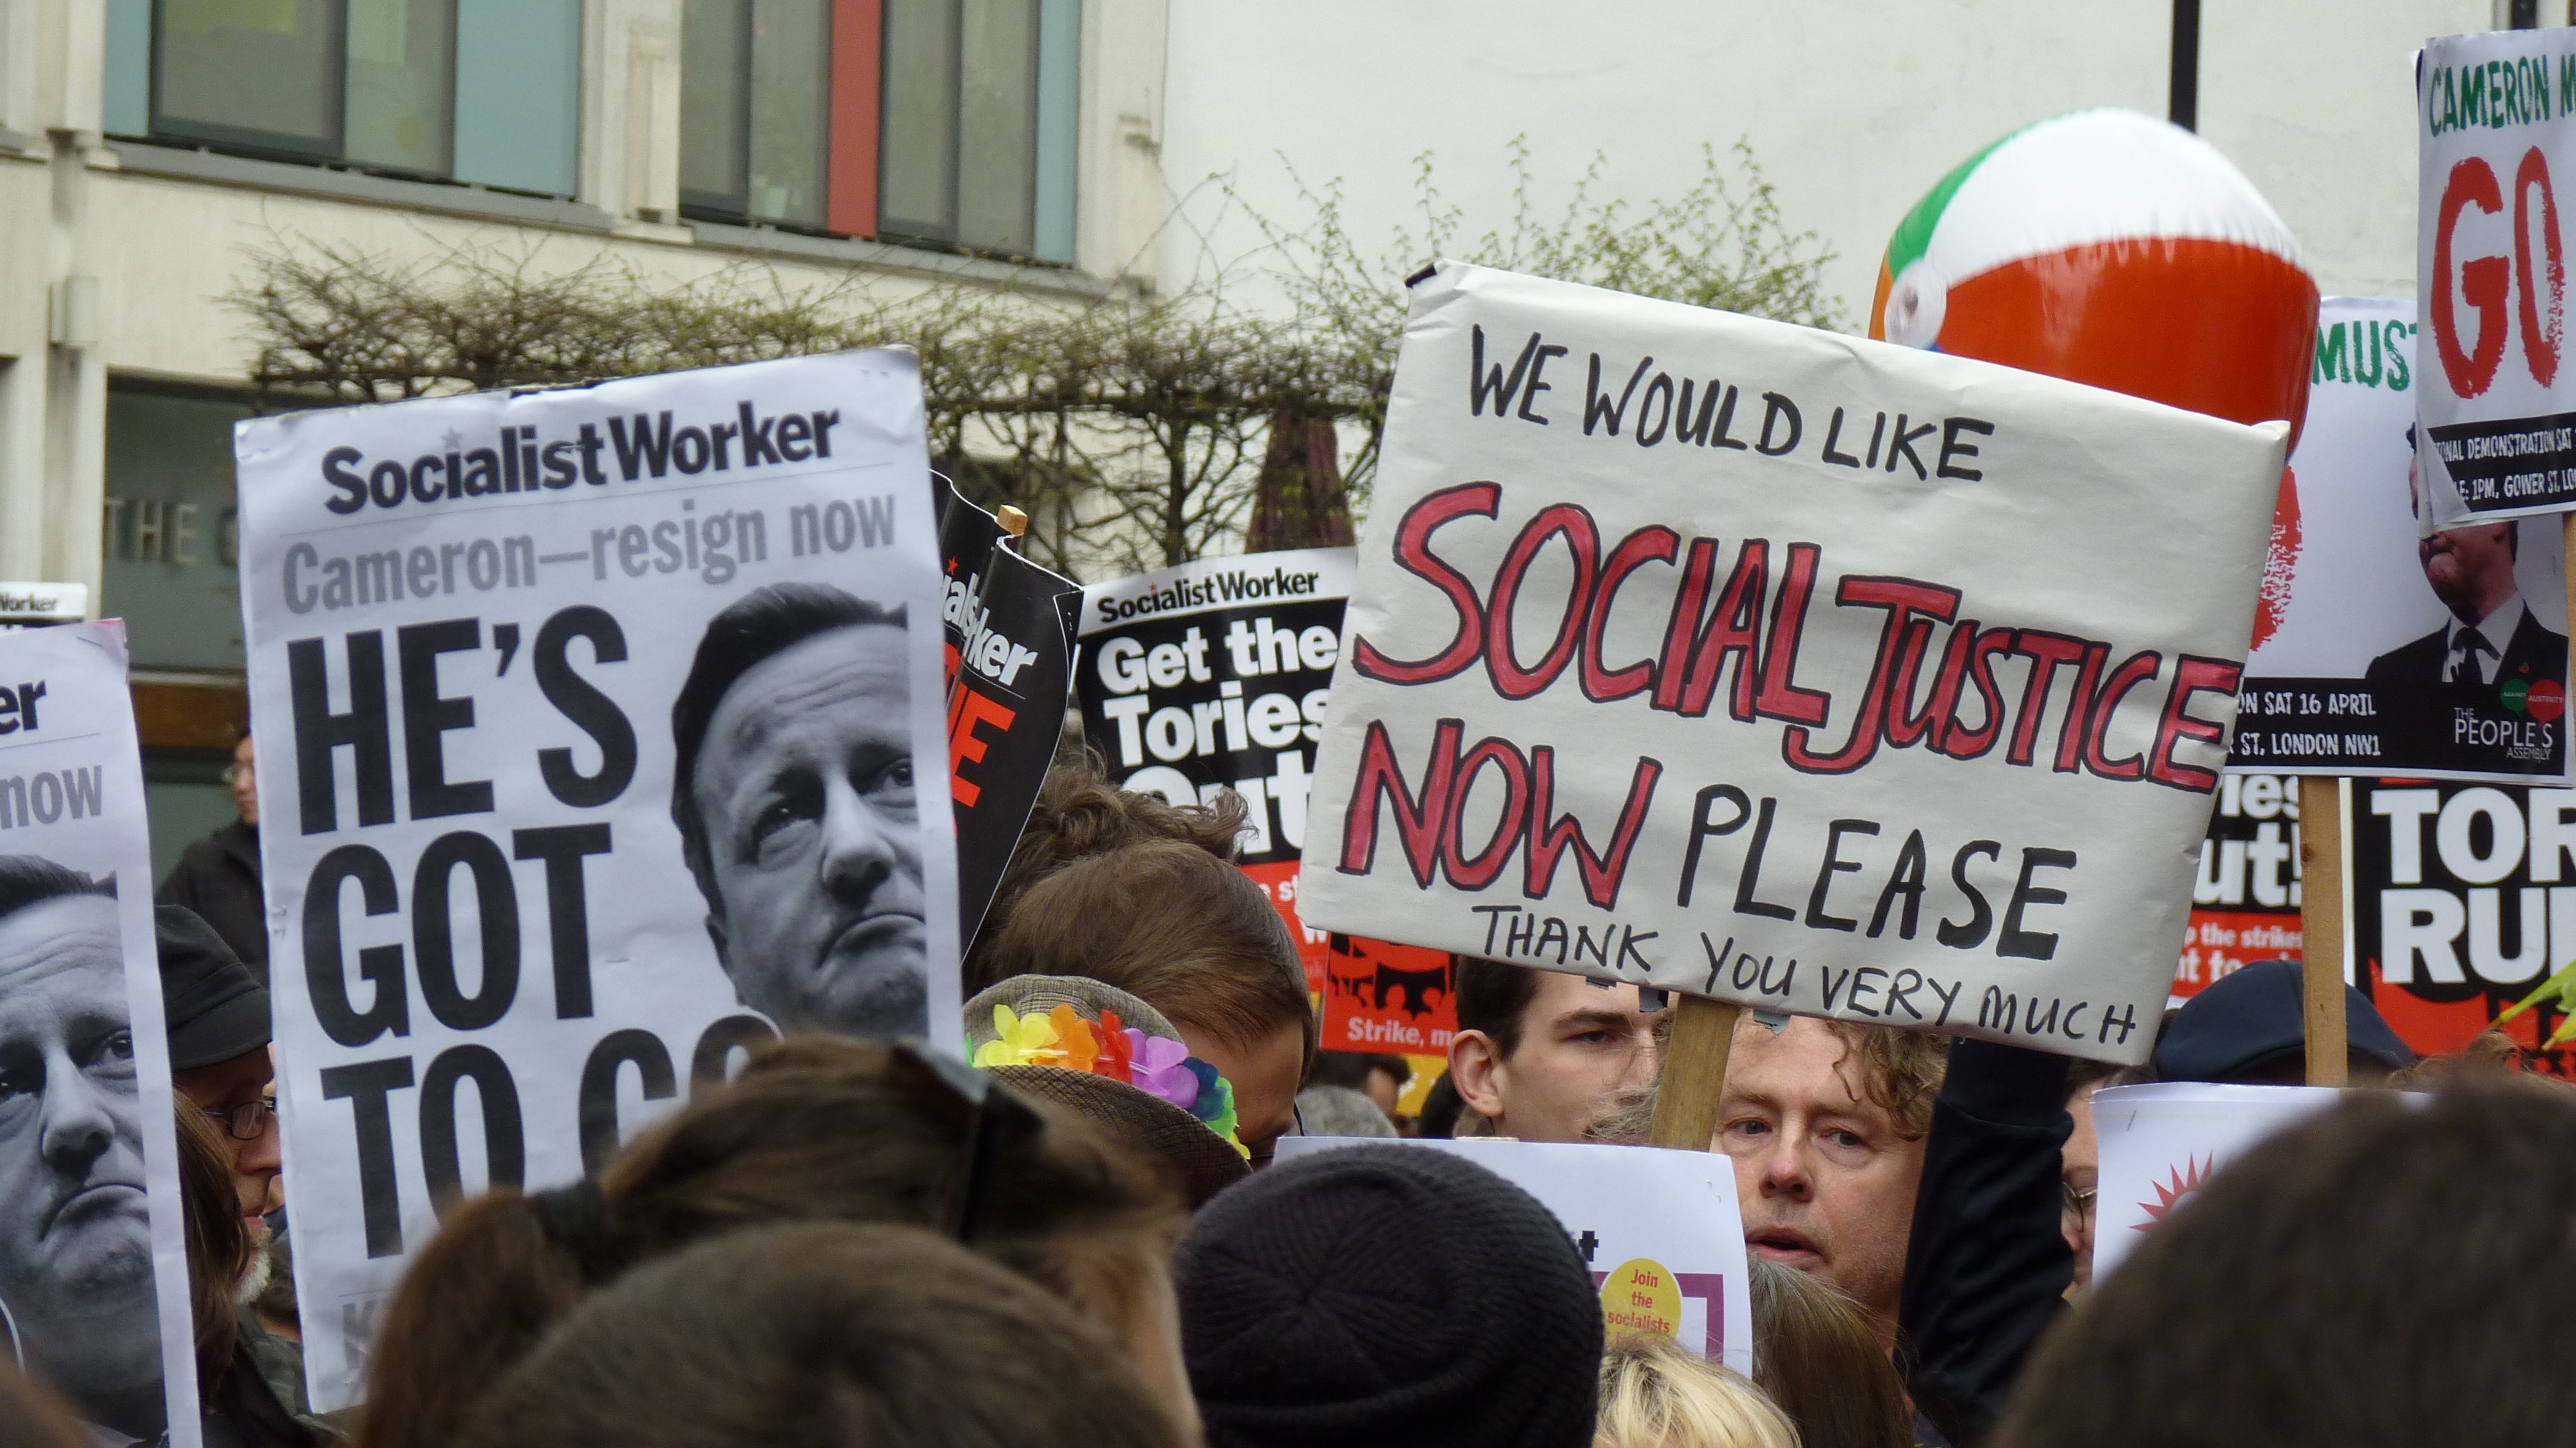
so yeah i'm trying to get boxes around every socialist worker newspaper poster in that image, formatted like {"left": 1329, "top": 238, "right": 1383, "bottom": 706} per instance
{"left": 2418, "top": 29, "right": 2576, "bottom": 526}
{"left": 2090, "top": 1083, "right": 2339, "bottom": 1281}
{"left": 2175, "top": 773, "right": 2305, "bottom": 1005}
{"left": 236, "top": 352, "right": 960, "bottom": 1409}
{"left": 1278, "top": 1135, "right": 1753, "bottom": 1377}
{"left": 0, "top": 622, "right": 200, "bottom": 1445}
{"left": 1298, "top": 263, "right": 2287, "bottom": 1065}
{"left": 2230, "top": 298, "right": 2569, "bottom": 783}
{"left": 938, "top": 477, "right": 1079, "bottom": 937}
{"left": 1074, "top": 551, "right": 1459, "bottom": 1055}
{"left": 2348, "top": 777, "right": 2576, "bottom": 1076}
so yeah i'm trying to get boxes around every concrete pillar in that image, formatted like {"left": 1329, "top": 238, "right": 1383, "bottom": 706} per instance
{"left": 0, "top": 0, "right": 106, "bottom": 609}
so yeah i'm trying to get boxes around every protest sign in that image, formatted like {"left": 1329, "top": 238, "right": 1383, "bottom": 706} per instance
{"left": 2091, "top": 1082, "right": 2340, "bottom": 1279}
{"left": 2418, "top": 29, "right": 2576, "bottom": 526}
{"left": 2232, "top": 298, "right": 2570, "bottom": 782}
{"left": 1073, "top": 549, "right": 1459, "bottom": 1055}
{"left": 236, "top": 351, "right": 958, "bottom": 1409}
{"left": 1298, "top": 263, "right": 2289, "bottom": 1065}
{"left": 938, "top": 479, "right": 1079, "bottom": 938}
{"left": 0, "top": 621, "right": 198, "bottom": 1444}
{"left": 1277, "top": 1135, "right": 1751, "bottom": 1375}
{"left": 0, "top": 582, "right": 86, "bottom": 629}
{"left": 2347, "top": 776, "right": 2576, "bottom": 1073}
{"left": 2175, "top": 773, "right": 2306, "bottom": 1004}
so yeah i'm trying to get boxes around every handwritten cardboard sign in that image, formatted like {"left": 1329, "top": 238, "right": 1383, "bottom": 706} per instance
{"left": 1298, "top": 263, "right": 2287, "bottom": 1062}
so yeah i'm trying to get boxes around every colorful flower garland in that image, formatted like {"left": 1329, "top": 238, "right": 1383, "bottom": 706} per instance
{"left": 972, "top": 1002, "right": 1247, "bottom": 1158}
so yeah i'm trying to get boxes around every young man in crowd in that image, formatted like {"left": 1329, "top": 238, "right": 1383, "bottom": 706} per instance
{"left": 156, "top": 731, "right": 267, "bottom": 981}
{"left": 1714, "top": 1014, "right": 1947, "bottom": 1352}
{"left": 1445, "top": 957, "right": 1669, "bottom": 1143}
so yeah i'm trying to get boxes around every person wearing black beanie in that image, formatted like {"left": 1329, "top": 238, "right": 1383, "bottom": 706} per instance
{"left": 1173, "top": 1143, "right": 1602, "bottom": 1448}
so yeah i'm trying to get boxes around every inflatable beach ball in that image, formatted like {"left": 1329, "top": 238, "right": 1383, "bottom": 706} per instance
{"left": 1870, "top": 108, "right": 2319, "bottom": 448}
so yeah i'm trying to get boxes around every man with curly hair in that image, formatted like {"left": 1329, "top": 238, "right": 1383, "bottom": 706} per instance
{"left": 1714, "top": 1016, "right": 1948, "bottom": 1352}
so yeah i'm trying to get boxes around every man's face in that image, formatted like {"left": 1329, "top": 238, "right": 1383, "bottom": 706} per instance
{"left": 2063, "top": 1081, "right": 2099, "bottom": 1296}
{"left": 0, "top": 896, "right": 160, "bottom": 1404}
{"left": 694, "top": 625, "right": 927, "bottom": 1038}
{"left": 1184, "top": 1019, "right": 1305, "bottom": 1166}
{"left": 172, "top": 1044, "right": 281, "bottom": 1230}
{"left": 1449, "top": 972, "right": 1667, "bottom": 1143}
{"left": 2420, "top": 522, "right": 2515, "bottom": 617}
{"left": 1716, "top": 1016, "right": 1926, "bottom": 1344}
{"left": 229, "top": 735, "right": 259, "bottom": 826}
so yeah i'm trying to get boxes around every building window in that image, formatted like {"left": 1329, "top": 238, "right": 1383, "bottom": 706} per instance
{"left": 882, "top": 0, "right": 1037, "bottom": 255}
{"left": 108, "top": 0, "right": 581, "bottom": 196}
{"left": 681, "top": 0, "right": 835, "bottom": 229}
{"left": 678, "top": 0, "right": 1077, "bottom": 264}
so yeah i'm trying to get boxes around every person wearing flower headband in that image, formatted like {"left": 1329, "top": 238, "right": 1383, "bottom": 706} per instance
{"left": 974, "top": 838, "right": 1316, "bottom": 1165}
{"left": 967, "top": 975, "right": 1254, "bottom": 1207}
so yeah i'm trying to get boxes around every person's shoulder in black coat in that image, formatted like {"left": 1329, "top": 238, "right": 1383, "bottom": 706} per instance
{"left": 2363, "top": 625, "right": 2449, "bottom": 685}
{"left": 158, "top": 819, "right": 268, "bottom": 978}
{"left": 2503, "top": 608, "right": 2570, "bottom": 686}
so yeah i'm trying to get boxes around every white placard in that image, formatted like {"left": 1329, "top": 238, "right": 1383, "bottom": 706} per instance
{"left": 236, "top": 352, "right": 959, "bottom": 1410}
{"left": 2418, "top": 29, "right": 2576, "bottom": 525}
{"left": 1276, "top": 1135, "right": 1752, "bottom": 1377}
{"left": 2233, "top": 297, "right": 2570, "bottom": 783}
{"left": 1298, "top": 263, "right": 2287, "bottom": 1063}
{"left": 0, "top": 582, "right": 87, "bottom": 629}
{"left": 0, "top": 621, "right": 199, "bottom": 1444}
{"left": 2090, "top": 1081, "right": 2342, "bottom": 1279}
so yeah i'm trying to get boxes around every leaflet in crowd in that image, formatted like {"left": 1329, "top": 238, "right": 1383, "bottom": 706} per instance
{"left": 0, "top": 622, "right": 200, "bottom": 1445}
{"left": 1280, "top": 1136, "right": 1752, "bottom": 1373}
{"left": 2174, "top": 773, "right": 2306, "bottom": 1005}
{"left": 2347, "top": 777, "right": 2576, "bottom": 1073}
{"left": 2090, "top": 1083, "right": 2339, "bottom": 1279}
{"left": 2230, "top": 298, "right": 2570, "bottom": 783}
{"left": 2417, "top": 27, "right": 2576, "bottom": 526}
{"left": 938, "top": 478, "right": 1080, "bottom": 937}
{"left": 1074, "top": 550, "right": 1459, "bottom": 1056}
{"left": 235, "top": 352, "right": 960, "bottom": 1410}
{"left": 1300, "top": 263, "right": 2287, "bottom": 1065}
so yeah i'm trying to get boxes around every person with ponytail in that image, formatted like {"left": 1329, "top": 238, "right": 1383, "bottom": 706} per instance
{"left": 355, "top": 1037, "right": 1193, "bottom": 1448}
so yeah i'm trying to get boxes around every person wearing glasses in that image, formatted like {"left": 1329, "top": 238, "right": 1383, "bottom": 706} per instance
{"left": 156, "top": 906, "right": 281, "bottom": 1243}
{"left": 0, "top": 857, "right": 164, "bottom": 1445}
{"left": 158, "top": 731, "right": 270, "bottom": 982}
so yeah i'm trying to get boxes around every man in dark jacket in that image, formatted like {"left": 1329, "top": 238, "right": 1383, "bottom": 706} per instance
{"left": 2364, "top": 518, "right": 2568, "bottom": 689}
{"left": 159, "top": 733, "right": 267, "bottom": 981}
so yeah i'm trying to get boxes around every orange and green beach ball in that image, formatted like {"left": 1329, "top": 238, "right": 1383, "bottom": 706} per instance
{"left": 1870, "top": 108, "right": 2320, "bottom": 450}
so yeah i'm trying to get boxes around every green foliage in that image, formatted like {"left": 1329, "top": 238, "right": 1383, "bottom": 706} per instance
{"left": 1239, "top": 137, "right": 1842, "bottom": 506}
{"left": 232, "top": 140, "right": 1837, "bottom": 577}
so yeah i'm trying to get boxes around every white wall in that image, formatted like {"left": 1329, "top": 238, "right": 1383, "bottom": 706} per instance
{"left": 1159, "top": 1, "right": 2494, "bottom": 326}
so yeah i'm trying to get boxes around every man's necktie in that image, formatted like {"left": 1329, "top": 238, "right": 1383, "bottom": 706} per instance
{"left": 2448, "top": 630, "right": 2496, "bottom": 683}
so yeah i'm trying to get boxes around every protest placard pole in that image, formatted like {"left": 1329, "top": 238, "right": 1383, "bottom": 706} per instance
{"left": 1647, "top": 996, "right": 1742, "bottom": 1151}
{"left": 2298, "top": 776, "right": 2348, "bottom": 1087}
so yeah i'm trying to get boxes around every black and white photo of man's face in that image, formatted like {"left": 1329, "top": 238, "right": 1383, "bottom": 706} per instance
{"left": 0, "top": 892, "right": 162, "bottom": 1440}
{"left": 692, "top": 624, "right": 929, "bottom": 1038}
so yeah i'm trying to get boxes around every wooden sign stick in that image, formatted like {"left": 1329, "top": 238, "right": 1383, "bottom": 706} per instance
{"left": 2298, "top": 774, "right": 2348, "bottom": 1087}
{"left": 1647, "top": 995, "right": 1744, "bottom": 1150}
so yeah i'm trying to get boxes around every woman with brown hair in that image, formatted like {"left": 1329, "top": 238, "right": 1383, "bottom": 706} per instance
{"left": 976, "top": 837, "right": 1315, "bottom": 1163}
{"left": 176, "top": 1103, "right": 314, "bottom": 1447}
{"left": 356, "top": 1038, "right": 1194, "bottom": 1448}
{"left": 455, "top": 1223, "right": 1186, "bottom": 1448}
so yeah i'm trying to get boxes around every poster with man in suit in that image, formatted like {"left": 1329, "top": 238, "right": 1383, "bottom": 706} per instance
{"left": 2229, "top": 298, "right": 2569, "bottom": 783}
{"left": 2364, "top": 516, "right": 2570, "bottom": 692}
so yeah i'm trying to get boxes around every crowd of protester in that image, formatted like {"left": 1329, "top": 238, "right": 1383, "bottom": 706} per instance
{"left": 8, "top": 754, "right": 2576, "bottom": 1447}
